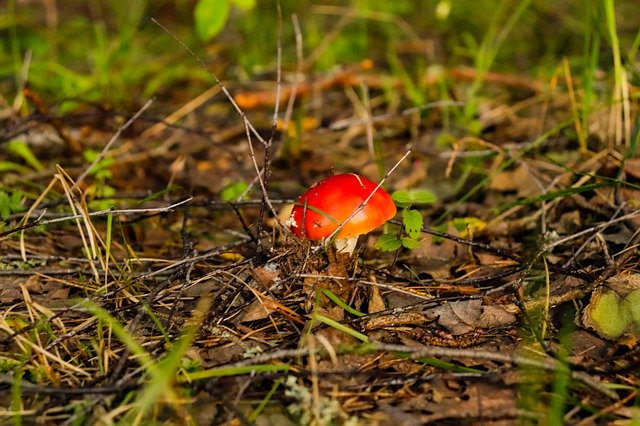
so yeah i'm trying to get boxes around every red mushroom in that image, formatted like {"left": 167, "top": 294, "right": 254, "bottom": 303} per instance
{"left": 288, "top": 173, "right": 396, "bottom": 255}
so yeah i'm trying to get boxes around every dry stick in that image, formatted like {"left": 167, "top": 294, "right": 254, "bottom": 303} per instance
{"left": 562, "top": 204, "right": 627, "bottom": 269}
{"left": 574, "top": 391, "right": 637, "bottom": 426}
{"left": 372, "top": 343, "right": 619, "bottom": 401}
{"left": 409, "top": 222, "right": 524, "bottom": 264}
{"left": 327, "top": 148, "right": 412, "bottom": 243}
{"left": 55, "top": 168, "right": 101, "bottom": 281}
{"left": 262, "top": 13, "right": 306, "bottom": 235}
{"left": 253, "top": 3, "right": 284, "bottom": 253}
{"left": 228, "top": 202, "right": 259, "bottom": 245}
{"left": 552, "top": 208, "right": 639, "bottom": 250}
{"left": 0, "top": 373, "right": 137, "bottom": 395}
{"left": 1, "top": 198, "right": 193, "bottom": 238}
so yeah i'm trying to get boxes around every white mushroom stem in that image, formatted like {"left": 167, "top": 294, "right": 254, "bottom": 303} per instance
{"left": 334, "top": 236, "right": 359, "bottom": 256}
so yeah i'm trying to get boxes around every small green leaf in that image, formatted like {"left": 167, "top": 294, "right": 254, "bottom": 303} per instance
{"left": 83, "top": 149, "right": 114, "bottom": 180}
{"left": 320, "top": 289, "right": 366, "bottom": 317}
{"left": 375, "top": 233, "right": 402, "bottom": 251}
{"left": 402, "top": 209, "right": 423, "bottom": 239}
{"left": 0, "top": 191, "right": 24, "bottom": 220}
{"left": 7, "top": 140, "right": 44, "bottom": 171}
{"left": 194, "top": 0, "right": 230, "bottom": 42}
{"left": 401, "top": 237, "right": 420, "bottom": 249}
{"left": 221, "top": 181, "right": 249, "bottom": 202}
{"left": 392, "top": 189, "right": 437, "bottom": 206}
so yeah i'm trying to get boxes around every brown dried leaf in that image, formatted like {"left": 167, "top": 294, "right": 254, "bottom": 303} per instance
{"left": 433, "top": 300, "right": 482, "bottom": 334}
{"left": 607, "top": 273, "right": 640, "bottom": 296}
{"left": 432, "top": 299, "right": 517, "bottom": 335}
{"left": 252, "top": 265, "right": 281, "bottom": 289}
{"left": 236, "top": 298, "right": 274, "bottom": 322}
{"left": 368, "top": 283, "right": 386, "bottom": 314}
{"left": 476, "top": 304, "right": 517, "bottom": 329}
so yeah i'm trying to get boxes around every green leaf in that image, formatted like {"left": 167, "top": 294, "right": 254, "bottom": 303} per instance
{"left": 194, "top": 0, "right": 230, "bottom": 42}
{"left": 0, "top": 191, "right": 24, "bottom": 220}
{"left": 375, "top": 233, "right": 402, "bottom": 251}
{"left": 0, "top": 161, "right": 31, "bottom": 174}
{"left": 312, "top": 313, "right": 370, "bottom": 343}
{"left": 7, "top": 140, "right": 44, "bottom": 171}
{"left": 221, "top": 181, "right": 249, "bottom": 202}
{"left": 320, "top": 289, "right": 366, "bottom": 317}
{"left": 392, "top": 189, "right": 437, "bottom": 207}
{"left": 401, "top": 237, "right": 420, "bottom": 249}
{"left": 402, "top": 209, "right": 423, "bottom": 239}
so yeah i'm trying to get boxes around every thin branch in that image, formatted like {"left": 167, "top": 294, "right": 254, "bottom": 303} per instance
{"left": 372, "top": 343, "right": 619, "bottom": 401}
{"left": 1, "top": 198, "right": 193, "bottom": 238}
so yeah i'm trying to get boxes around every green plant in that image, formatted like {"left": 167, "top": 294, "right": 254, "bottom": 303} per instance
{"left": 1, "top": 1, "right": 205, "bottom": 111}
{"left": 376, "top": 188, "right": 436, "bottom": 251}
{"left": 0, "top": 190, "right": 24, "bottom": 221}
{"left": 460, "top": 0, "right": 533, "bottom": 133}
{"left": 194, "top": 0, "right": 256, "bottom": 42}
{"left": 220, "top": 180, "right": 249, "bottom": 202}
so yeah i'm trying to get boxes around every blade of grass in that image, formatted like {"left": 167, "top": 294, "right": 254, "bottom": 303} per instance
{"left": 464, "top": 0, "right": 533, "bottom": 124}
{"left": 603, "top": 0, "right": 631, "bottom": 146}
{"left": 436, "top": 119, "right": 573, "bottom": 224}
{"left": 320, "top": 289, "right": 366, "bottom": 317}
{"left": 179, "top": 364, "right": 291, "bottom": 382}
{"left": 11, "top": 366, "right": 23, "bottom": 426}
{"left": 312, "top": 313, "right": 370, "bottom": 343}
{"left": 248, "top": 378, "right": 283, "bottom": 423}
{"left": 494, "top": 182, "right": 610, "bottom": 214}
{"left": 80, "top": 301, "right": 154, "bottom": 370}
{"left": 412, "top": 356, "right": 485, "bottom": 374}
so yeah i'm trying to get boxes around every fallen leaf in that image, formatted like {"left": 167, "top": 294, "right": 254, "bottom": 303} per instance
{"left": 432, "top": 299, "right": 516, "bottom": 335}
{"left": 432, "top": 300, "right": 482, "bottom": 335}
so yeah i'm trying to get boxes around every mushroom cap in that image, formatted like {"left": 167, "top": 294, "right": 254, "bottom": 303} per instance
{"left": 289, "top": 173, "right": 396, "bottom": 240}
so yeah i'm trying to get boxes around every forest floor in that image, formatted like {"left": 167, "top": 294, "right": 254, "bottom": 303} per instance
{"left": 1, "top": 48, "right": 640, "bottom": 425}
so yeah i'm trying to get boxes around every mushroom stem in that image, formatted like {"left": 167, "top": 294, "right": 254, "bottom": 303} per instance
{"left": 334, "top": 236, "right": 359, "bottom": 256}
